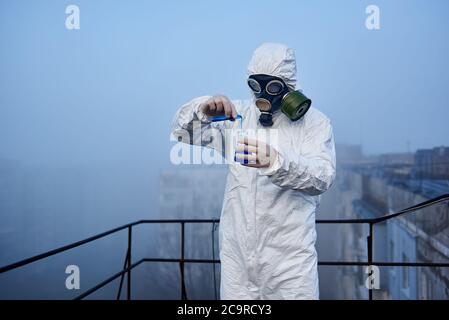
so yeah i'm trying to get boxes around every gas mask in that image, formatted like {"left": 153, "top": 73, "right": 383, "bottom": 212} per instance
{"left": 247, "top": 74, "right": 311, "bottom": 127}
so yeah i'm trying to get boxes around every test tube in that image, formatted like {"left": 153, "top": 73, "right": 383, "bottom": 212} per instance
{"left": 210, "top": 114, "right": 243, "bottom": 122}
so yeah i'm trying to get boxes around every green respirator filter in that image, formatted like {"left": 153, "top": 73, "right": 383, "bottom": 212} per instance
{"left": 281, "top": 91, "right": 311, "bottom": 121}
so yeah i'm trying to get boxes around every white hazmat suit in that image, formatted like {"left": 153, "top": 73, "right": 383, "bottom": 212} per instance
{"left": 171, "top": 43, "right": 336, "bottom": 299}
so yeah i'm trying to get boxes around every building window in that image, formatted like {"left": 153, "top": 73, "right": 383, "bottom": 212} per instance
{"left": 402, "top": 253, "right": 409, "bottom": 289}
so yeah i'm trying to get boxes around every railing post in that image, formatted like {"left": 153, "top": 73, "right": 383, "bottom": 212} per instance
{"left": 367, "top": 222, "right": 373, "bottom": 301}
{"left": 116, "top": 247, "right": 129, "bottom": 300}
{"left": 211, "top": 222, "right": 218, "bottom": 300}
{"left": 127, "top": 226, "right": 132, "bottom": 300}
{"left": 180, "top": 222, "right": 187, "bottom": 300}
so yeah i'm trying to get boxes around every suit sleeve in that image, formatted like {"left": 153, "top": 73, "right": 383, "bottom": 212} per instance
{"left": 259, "top": 116, "right": 336, "bottom": 196}
{"left": 171, "top": 96, "right": 227, "bottom": 154}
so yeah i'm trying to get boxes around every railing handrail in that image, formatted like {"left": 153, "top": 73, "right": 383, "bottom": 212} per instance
{"left": 1, "top": 194, "right": 449, "bottom": 300}
{"left": 0, "top": 219, "right": 221, "bottom": 274}
{"left": 1, "top": 195, "right": 448, "bottom": 274}
{"left": 0, "top": 221, "right": 136, "bottom": 274}
{"left": 371, "top": 193, "right": 449, "bottom": 224}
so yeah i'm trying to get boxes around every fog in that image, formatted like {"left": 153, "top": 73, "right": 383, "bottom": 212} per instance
{"left": 1, "top": 0, "right": 448, "bottom": 299}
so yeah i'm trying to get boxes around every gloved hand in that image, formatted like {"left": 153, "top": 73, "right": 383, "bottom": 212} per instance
{"left": 235, "top": 137, "right": 279, "bottom": 168}
{"left": 200, "top": 95, "right": 238, "bottom": 119}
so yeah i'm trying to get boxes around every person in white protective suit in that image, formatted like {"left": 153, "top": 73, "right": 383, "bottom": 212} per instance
{"left": 171, "top": 43, "right": 336, "bottom": 299}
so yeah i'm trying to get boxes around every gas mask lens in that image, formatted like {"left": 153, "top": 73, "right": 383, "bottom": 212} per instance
{"left": 247, "top": 78, "right": 261, "bottom": 93}
{"left": 266, "top": 80, "right": 284, "bottom": 95}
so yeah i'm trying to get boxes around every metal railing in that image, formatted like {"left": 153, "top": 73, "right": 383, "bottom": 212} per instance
{"left": 1, "top": 195, "right": 449, "bottom": 300}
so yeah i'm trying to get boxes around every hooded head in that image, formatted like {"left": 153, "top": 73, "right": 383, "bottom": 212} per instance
{"left": 247, "top": 42, "right": 299, "bottom": 91}
{"left": 247, "top": 43, "right": 305, "bottom": 126}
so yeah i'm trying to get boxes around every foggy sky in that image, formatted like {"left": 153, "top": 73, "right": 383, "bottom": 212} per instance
{"left": 1, "top": 0, "right": 449, "bottom": 171}
{"left": 0, "top": 0, "right": 448, "bottom": 299}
